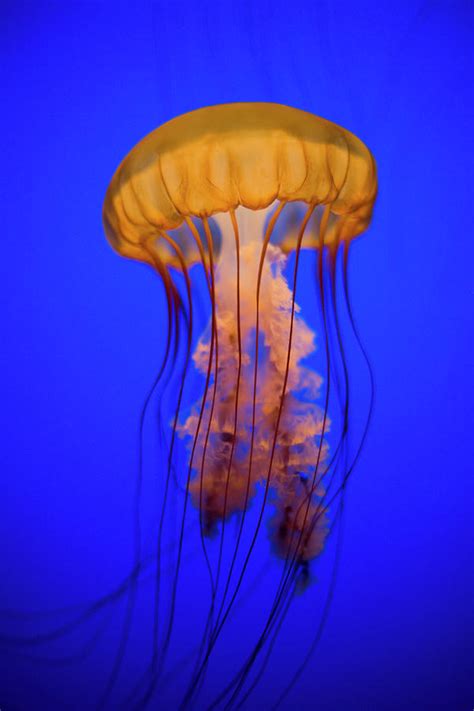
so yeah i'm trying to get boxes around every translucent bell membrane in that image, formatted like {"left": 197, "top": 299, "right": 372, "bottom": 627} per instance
{"left": 178, "top": 203, "right": 330, "bottom": 562}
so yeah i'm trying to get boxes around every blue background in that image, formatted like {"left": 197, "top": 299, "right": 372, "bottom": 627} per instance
{"left": 0, "top": 1, "right": 472, "bottom": 709}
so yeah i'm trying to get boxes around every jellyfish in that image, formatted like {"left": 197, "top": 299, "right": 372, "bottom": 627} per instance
{"left": 100, "top": 102, "right": 377, "bottom": 708}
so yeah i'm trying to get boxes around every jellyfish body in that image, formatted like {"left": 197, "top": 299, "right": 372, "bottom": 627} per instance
{"left": 103, "top": 103, "right": 377, "bottom": 707}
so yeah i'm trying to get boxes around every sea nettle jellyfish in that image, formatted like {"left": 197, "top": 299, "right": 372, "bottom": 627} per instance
{"left": 102, "top": 102, "right": 377, "bottom": 708}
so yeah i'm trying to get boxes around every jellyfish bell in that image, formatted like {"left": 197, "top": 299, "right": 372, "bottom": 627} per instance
{"left": 103, "top": 102, "right": 376, "bottom": 259}
{"left": 102, "top": 102, "right": 377, "bottom": 707}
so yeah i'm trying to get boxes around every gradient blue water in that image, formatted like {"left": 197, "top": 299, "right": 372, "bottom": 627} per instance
{"left": 1, "top": 2, "right": 472, "bottom": 709}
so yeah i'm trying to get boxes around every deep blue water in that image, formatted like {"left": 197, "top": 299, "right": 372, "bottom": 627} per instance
{"left": 1, "top": 2, "right": 472, "bottom": 710}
